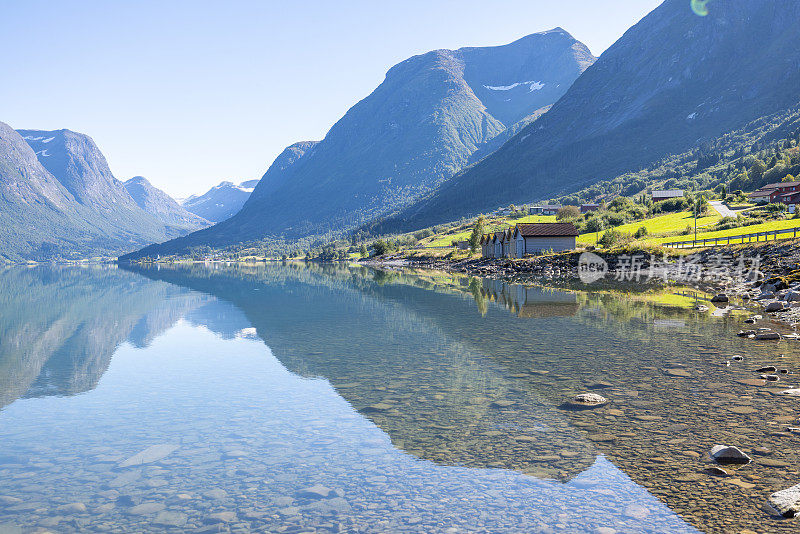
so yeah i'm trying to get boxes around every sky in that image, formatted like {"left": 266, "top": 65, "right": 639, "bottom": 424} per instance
{"left": 0, "top": 0, "right": 663, "bottom": 198}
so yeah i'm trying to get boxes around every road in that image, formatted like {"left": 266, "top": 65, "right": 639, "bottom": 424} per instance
{"left": 709, "top": 200, "right": 738, "bottom": 218}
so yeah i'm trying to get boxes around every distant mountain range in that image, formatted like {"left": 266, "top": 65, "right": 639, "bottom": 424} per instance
{"left": 182, "top": 179, "right": 259, "bottom": 223}
{"left": 124, "top": 176, "right": 210, "bottom": 231}
{"left": 383, "top": 0, "right": 800, "bottom": 231}
{"left": 123, "top": 29, "right": 595, "bottom": 258}
{"left": 0, "top": 125, "right": 204, "bottom": 262}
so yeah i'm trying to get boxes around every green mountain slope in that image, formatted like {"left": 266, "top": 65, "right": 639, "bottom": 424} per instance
{"left": 383, "top": 0, "right": 800, "bottom": 232}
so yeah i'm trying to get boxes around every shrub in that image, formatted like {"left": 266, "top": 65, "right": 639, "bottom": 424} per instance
{"left": 598, "top": 228, "right": 632, "bottom": 248}
{"left": 556, "top": 205, "right": 581, "bottom": 220}
{"left": 764, "top": 202, "right": 787, "bottom": 213}
{"left": 652, "top": 197, "right": 689, "bottom": 213}
{"left": 634, "top": 226, "right": 648, "bottom": 239}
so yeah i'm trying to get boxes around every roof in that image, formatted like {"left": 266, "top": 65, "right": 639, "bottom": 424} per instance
{"left": 748, "top": 190, "right": 773, "bottom": 198}
{"left": 651, "top": 190, "right": 684, "bottom": 197}
{"left": 514, "top": 222, "right": 579, "bottom": 237}
{"left": 531, "top": 204, "right": 562, "bottom": 209}
{"left": 759, "top": 181, "right": 800, "bottom": 191}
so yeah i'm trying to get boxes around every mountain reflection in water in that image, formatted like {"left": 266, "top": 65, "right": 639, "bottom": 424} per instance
{"left": 0, "top": 262, "right": 792, "bottom": 532}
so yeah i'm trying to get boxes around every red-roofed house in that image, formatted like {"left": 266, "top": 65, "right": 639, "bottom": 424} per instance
{"left": 748, "top": 181, "right": 800, "bottom": 204}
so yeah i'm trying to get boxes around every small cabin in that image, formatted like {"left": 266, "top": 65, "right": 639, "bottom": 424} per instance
{"left": 493, "top": 232, "right": 504, "bottom": 258}
{"left": 512, "top": 222, "right": 579, "bottom": 256}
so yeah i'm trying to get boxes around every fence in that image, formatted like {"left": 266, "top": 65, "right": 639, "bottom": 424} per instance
{"left": 663, "top": 226, "right": 800, "bottom": 248}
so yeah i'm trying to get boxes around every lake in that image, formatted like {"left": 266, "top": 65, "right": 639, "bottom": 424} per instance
{"left": 0, "top": 263, "right": 798, "bottom": 533}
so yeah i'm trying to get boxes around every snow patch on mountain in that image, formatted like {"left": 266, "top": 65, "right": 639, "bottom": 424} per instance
{"left": 483, "top": 81, "right": 545, "bottom": 92}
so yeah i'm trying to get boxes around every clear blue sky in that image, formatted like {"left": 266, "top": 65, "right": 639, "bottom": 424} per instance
{"left": 1, "top": 0, "right": 662, "bottom": 198}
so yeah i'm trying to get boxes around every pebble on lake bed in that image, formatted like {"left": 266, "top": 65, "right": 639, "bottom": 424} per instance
{"left": 561, "top": 393, "right": 608, "bottom": 410}
{"left": 768, "top": 484, "right": 800, "bottom": 518}
{"left": 710, "top": 445, "right": 752, "bottom": 465}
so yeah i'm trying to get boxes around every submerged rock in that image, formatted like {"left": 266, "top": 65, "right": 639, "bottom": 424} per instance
{"left": 561, "top": 393, "right": 608, "bottom": 410}
{"left": 757, "top": 366, "right": 778, "bottom": 373}
{"left": 295, "top": 485, "right": 334, "bottom": 500}
{"left": 768, "top": 484, "right": 800, "bottom": 518}
{"left": 118, "top": 444, "right": 179, "bottom": 468}
{"left": 703, "top": 466, "right": 730, "bottom": 477}
{"left": 710, "top": 445, "right": 752, "bottom": 465}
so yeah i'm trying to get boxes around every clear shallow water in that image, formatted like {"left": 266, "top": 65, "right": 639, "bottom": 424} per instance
{"left": 0, "top": 264, "right": 798, "bottom": 533}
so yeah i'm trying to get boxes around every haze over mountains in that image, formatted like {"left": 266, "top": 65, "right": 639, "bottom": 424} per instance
{"left": 0, "top": 125, "right": 204, "bottom": 261}
{"left": 125, "top": 29, "right": 595, "bottom": 258}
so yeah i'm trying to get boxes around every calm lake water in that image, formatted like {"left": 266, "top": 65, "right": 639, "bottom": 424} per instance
{"left": 1, "top": 263, "right": 799, "bottom": 533}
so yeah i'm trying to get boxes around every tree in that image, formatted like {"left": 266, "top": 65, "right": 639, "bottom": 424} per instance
{"left": 783, "top": 174, "right": 796, "bottom": 183}
{"left": 750, "top": 160, "right": 767, "bottom": 183}
{"left": 556, "top": 205, "right": 580, "bottom": 220}
{"left": 372, "top": 240, "right": 389, "bottom": 256}
{"left": 468, "top": 216, "right": 486, "bottom": 253}
{"left": 359, "top": 244, "right": 368, "bottom": 257}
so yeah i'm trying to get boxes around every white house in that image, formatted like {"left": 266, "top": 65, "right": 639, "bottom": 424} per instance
{"left": 651, "top": 190, "right": 684, "bottom": 203}
{"left": 529, "top": 205, "right": 561, "bottom": 216}
{"left": 513, "top": 222, "right": 578, "bottom": 256}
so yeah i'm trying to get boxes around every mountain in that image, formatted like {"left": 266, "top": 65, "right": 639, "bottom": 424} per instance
{"left": 123, "top": 30, "right": 595, "bottom": 258}
{"left": 123, "top": 176, "right": 209, "bottom": 232}
{"left": 182, "top": 179, "right": 261, "bottom": 223}
{"left": 384, "top": 0, "right": 800, "bottom": 231}
{"left": 0, "top": 124, "right": 188, "bottom": 262}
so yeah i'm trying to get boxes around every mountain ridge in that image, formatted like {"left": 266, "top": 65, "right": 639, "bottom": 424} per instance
{"left": 381, "top": 0, "right": 800, "bottom": 231}
{"left": 123, "top": 29, "right": 596, "bottom": 259}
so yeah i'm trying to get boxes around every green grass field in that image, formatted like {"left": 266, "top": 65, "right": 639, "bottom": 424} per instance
{"left": 655, "top": 217, "right": 800, "bottom": 244}
{"left": 578, "top": 211, "right": 722, "bottom": 245}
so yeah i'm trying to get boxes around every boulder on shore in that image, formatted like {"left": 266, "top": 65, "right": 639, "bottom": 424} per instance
{"left": 711, "top": 294, "right": 729, "bottom": 303}
{"left": 765, "top": 301, "right": 787, "bottom": 313}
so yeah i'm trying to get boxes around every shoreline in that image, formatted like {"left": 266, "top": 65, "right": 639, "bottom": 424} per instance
{"left": 364, "top": 240, "right": 800, "bottom": 331}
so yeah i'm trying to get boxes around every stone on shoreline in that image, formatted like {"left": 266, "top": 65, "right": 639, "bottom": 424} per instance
{"left": 755, "top": 332, "right": 781, "bottom": 340}
{"left": 711, "top": 294, "right": 729, "bottom": 303}
{"left": 765, "top": 301, "right": 787, "bottom": 313}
